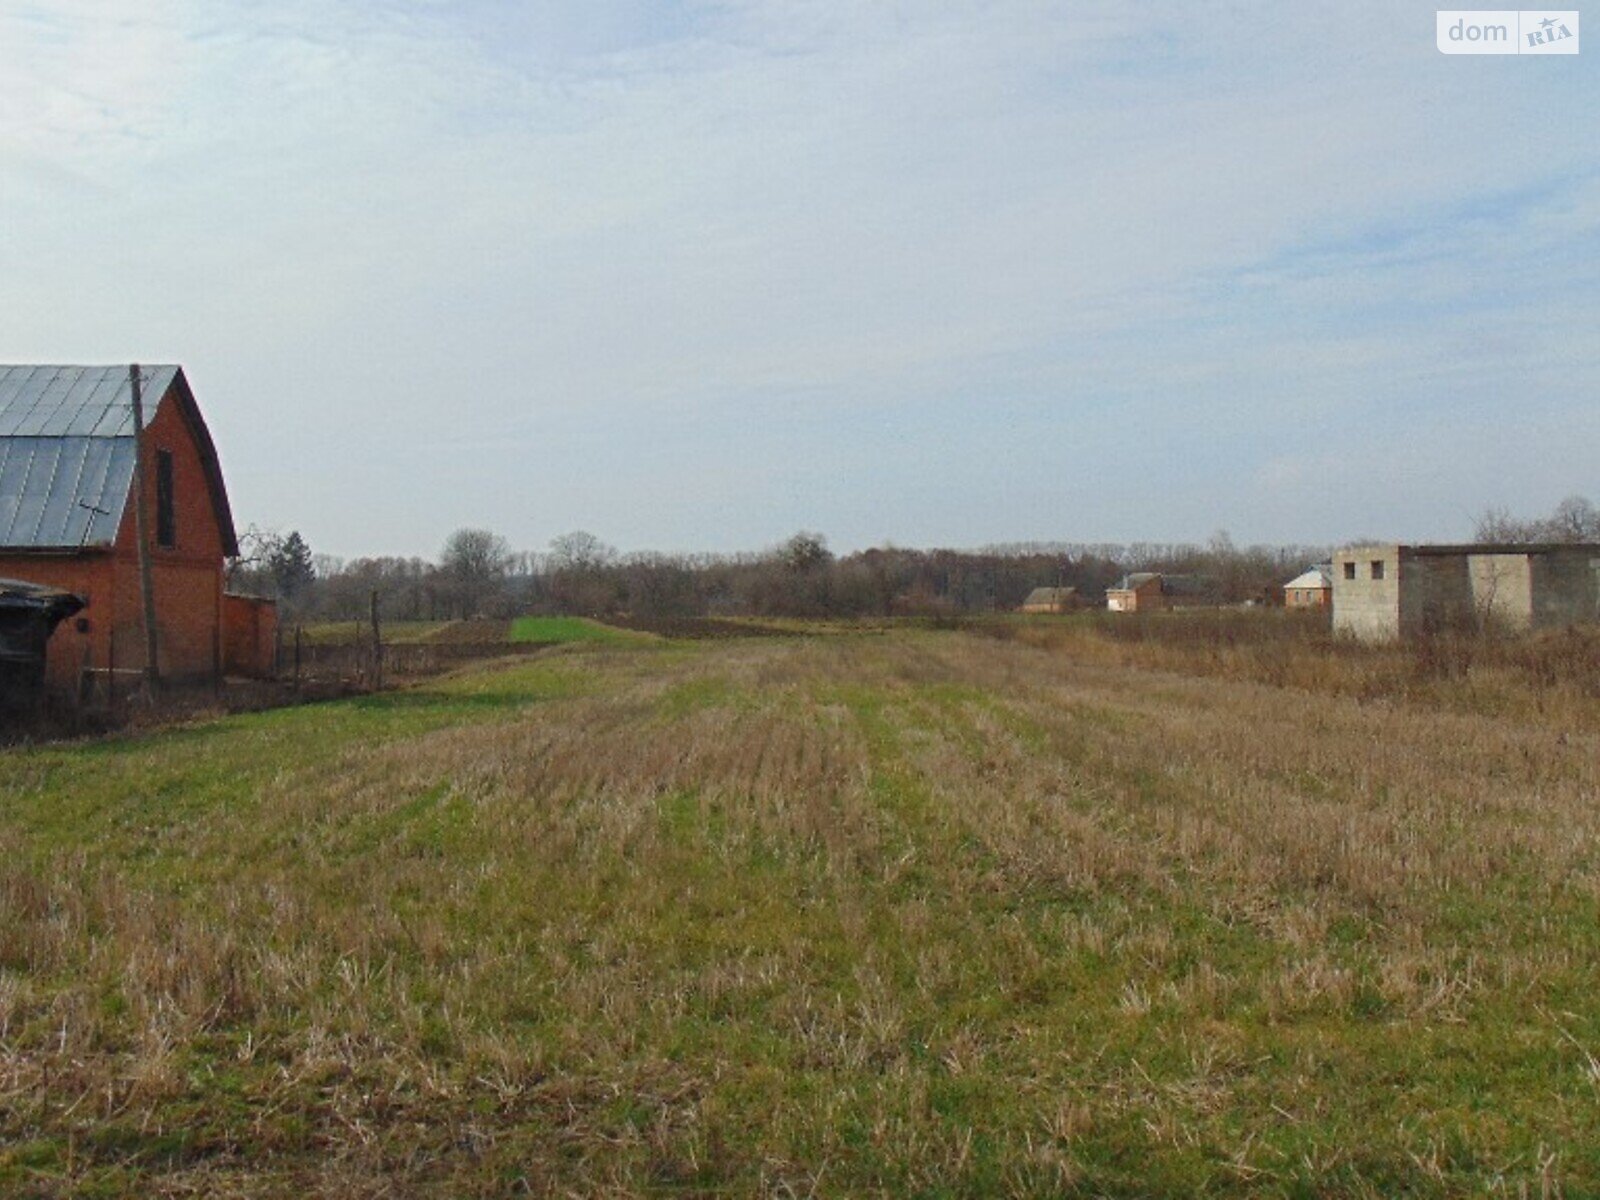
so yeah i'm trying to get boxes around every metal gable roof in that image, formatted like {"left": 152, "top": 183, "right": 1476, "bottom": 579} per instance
{"left": 1112, "top": 572, "right": 1161, "bottom": 591}
{"left": 0, "top": 365, "right": 226, "bottom": 552}
{"left": 0, "top": 437, "right": 135, "bottom": 548}
{"left": 1284, "top": 567, "right": 1332, "bottom": 590}
{"left": 0, "top": 365, "right": 177, "bottom": 438}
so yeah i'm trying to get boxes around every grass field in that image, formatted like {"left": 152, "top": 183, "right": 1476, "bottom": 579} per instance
{"left": 2, "top": 628, "right": 1599, "bottom": 1195}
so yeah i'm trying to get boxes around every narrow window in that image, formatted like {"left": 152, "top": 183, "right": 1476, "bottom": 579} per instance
{"left": 156, "top": 449, "right": 175, "bottom": 549}
{"left": 1343, "top": 562, "right": 1356, "bottom": 580}
{"left": 1370, "top": 560, "right": 1384, "bottom": 581}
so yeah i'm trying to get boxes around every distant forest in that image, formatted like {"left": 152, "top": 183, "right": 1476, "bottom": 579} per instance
{"left": 231, "top": 495, "right": 1597, "bottom": 624}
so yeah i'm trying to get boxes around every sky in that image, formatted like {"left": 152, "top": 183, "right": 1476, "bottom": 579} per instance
{"left": 2, "top": 1, "right": 1595, "bottom": 559}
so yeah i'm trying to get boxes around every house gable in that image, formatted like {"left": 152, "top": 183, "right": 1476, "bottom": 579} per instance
{"left": 0, "top": 365, "right": 238, "bottom": 556}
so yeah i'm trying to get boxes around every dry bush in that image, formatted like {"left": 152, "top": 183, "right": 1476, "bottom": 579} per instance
{"left": 985, "top": 610, "right": 1600, "bottom": 728}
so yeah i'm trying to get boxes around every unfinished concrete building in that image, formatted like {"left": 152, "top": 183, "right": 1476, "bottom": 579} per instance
{"left": 1331, "top": 543, "right": 1600, "bottom": 640}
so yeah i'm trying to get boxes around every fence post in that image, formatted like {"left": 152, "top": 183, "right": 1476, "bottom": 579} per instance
{"left": 79, "top": 642, "right": 93, "bottom": 707}
{"left": 293, "top": 625, "right": 302, "bottom": 693}
{"left": 370, "top": 591, "right": 383, "bottom": 690}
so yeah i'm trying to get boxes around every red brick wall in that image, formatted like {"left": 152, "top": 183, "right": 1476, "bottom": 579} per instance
{"left": 1108, "top": 579, "right": 1166, "bottom": 612}
{"left": 222, "top": 594, "right": 278, "bottom": 678}
{"left": 0, "top": 553, "right": 115, "bottom": 691}
{"left": 1285, "top": 588, "right": 1331, "bottom": 609}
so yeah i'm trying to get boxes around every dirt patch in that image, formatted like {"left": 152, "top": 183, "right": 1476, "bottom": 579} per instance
{"left": 422, "top": 619, "right": 513, "bottom": 644}
{"left": 601, "top": 615, "right": 800, "bottom": 639}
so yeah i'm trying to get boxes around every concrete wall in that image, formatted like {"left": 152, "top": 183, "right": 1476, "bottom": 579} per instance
{"left": 1331, "top": 546, "right": 1402, "bottom": 640}
{"left": 1335, "top": 543, "right": 1600, "bottom": 640}
{"left": 1401, "top": 554, "right": 1474, "bottom": 636}
{"left": 1468, "top": 554, "right": 1534, "bottom": 631}
{"left": 1530, "top": 550, "right": 1600, "bottom": 626}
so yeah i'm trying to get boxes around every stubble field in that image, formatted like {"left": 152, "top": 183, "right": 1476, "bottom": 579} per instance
{"left": 2, "top": 626, "right": 1598, "bottom": 1196}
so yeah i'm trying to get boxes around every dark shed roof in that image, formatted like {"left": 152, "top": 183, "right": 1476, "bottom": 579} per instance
{"left": 0, "top": 366, "right": 238, "bottom": 555}
{"left": 0, "top": 577, "right": 85, "bottom": 669}
{"left": 1111, "top": 572, "right": 1162, "bottom": 591}
{"left": 0, "top": 577, "right": 84, "bottom": 619}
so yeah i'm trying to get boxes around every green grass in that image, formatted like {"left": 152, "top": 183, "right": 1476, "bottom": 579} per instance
{"left": 1, "top": 630, "right": 1597, "bottom": 1195}
{"left": 508, "top": 615, "right": 648, "bottom": 644}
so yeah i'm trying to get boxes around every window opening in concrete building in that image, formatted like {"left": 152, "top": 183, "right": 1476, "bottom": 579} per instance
{"left": 1344, "top": 562, "right": 1356, "bottom": 580}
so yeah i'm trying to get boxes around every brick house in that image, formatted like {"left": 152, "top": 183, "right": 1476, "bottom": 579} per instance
{"left": 1106, "top": 573, "right": 1166, "bottom": 613}
{"left": 1283, "top": 565, "right": 1332, "bottom": 610}
{"left": 0, "top": 365, "right": 276, "bottom": 693}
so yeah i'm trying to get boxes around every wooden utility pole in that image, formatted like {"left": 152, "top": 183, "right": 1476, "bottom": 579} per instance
{"left": 128, "top": 364, "right": 161, "bottom": 693}
{"left": 370, "top": 590, "right": 383, "bottom": 690}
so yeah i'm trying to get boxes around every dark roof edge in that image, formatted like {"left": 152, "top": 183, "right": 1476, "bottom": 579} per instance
{"left": 1340, "top": 542, "right": 1600, "bottom": 557}
{"left": 0, "top": 545, "right": 114, "bottom": 557}
{"left": 164, "top": 368, "right": 240, "bottom": 557}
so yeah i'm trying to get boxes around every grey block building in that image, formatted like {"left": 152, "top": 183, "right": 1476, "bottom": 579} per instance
{"left": 1331, "top": 543, "right": 1600, "bottom": 640}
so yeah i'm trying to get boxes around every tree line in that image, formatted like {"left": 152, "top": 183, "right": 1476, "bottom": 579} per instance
{"left": 230, "top": 527, "right": 1332, "bottom": 623}
{"left": 229, "top": 494, "right": 1594, "bottom": 624}
{"left": 1474, "top": 494, "right": 1600, "bottom": 544}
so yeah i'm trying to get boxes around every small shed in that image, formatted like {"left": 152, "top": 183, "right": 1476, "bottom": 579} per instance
{"left": 1020, "top": 586, "right": 1079, "bottom": 614}
{"left": 0, "top": 578, "right": 85, "bottom": 705}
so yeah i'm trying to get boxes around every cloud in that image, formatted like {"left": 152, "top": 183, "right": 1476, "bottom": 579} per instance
{"left": 0, "top": 1, "right": 1595, "bottom": 554}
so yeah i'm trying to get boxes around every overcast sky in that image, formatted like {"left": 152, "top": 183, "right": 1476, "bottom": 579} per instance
{"left": 2, "top": 1, "right": 1595, "bottom": 558}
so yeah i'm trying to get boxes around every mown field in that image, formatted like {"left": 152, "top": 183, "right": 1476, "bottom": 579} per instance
{"left": 2, "top": 626, "right": 1599, "bottom": 1196}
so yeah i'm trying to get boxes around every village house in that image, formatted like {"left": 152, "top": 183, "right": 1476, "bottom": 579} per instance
{"left": 1106, "top": 572, "right": 1218, "bottom": 613}
{"left": 1332, "top": 542, "right": 1600, "bottom": 640}
{"left": 0, "top": 365, "right": 276, "bottom": 695}
{"left": 1019, "top": 586, "right": 1079, "bottom": 614}
{"left": 1106, "top": 572, "right": 1165, "bottom": 613}
{"left": 1283, "top": 565, "right": 1332, "bottom": 610}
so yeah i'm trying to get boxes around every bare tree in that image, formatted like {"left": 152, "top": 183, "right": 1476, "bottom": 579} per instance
{"left": 440, "top": 528, "right": 509, "bottom": 618}
{"left": 1474, "top": 505, "right": 1538, "bottom": 542}
{"left": 1547, "top": 495, "right": 1600, "bottom": 542}
{"left": 1475, "top": 496, "right": 1599, "bottom": 544}
{"left": 548, "top": 530, "right": 617, "bottom": 572}
{"left": 547, "top": 531, "right": 620, "bottom": 614}
{"left": 226, "top": 524, "right": 283, "bottom": 591}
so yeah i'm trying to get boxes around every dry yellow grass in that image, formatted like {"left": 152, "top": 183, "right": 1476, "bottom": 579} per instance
{"left": 1, "top": 631, "right": 1597, "bottom": 1195}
